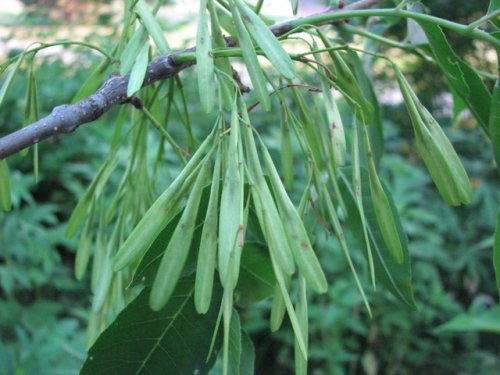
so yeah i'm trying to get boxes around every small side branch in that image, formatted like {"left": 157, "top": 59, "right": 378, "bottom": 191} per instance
{"left": 0, "top": 50, "right": 194, "bottom": 159}
{"left": 0, "top": 0, "right": 382, "bottom": 159}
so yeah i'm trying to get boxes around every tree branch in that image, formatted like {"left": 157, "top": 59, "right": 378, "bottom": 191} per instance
{"left": 0, "top": 0, "right": 383, "bottom": 160}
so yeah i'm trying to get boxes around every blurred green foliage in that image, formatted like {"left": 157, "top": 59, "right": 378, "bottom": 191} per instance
{"left": 0, "top": 53, "right": 114, "bottom": 375}
{"left": 241, "top": 112, "right": 499, "bottom": 375}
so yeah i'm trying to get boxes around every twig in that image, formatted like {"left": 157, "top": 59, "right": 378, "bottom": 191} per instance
{"left": 0, "top": 0, "right": 383, "bottom": 159}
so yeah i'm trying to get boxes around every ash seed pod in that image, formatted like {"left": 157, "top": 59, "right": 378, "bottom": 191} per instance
{"left": 149, "top": 159, "right": 210, "bottom": 311}
{"left": 261, "top": 142, "right": 327, "bottom": 293}
{"left": 195, "top": 152, "right": 221, "bottom": 314}
{"left": 395, "top": 67, "right": 472, "bottom": 206}
{"left": 234, "top": 0, "right": 296, "bottom": 79}
{"left": 196, "top": 0, "right": 215, "bottom": 113}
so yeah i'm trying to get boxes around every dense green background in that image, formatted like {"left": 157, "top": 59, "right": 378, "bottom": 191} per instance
{"left": 0, "top": 1, "right": 499, "bottom": 374}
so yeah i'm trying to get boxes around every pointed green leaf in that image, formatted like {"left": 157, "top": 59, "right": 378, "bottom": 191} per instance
{"left": 81, "top": 277, "right": 222, "bottom": 375}
{"left": 435, "top": 305, "right": 500, "bottom": 334}
{"left": 348, "top": 50, "right": 384, "bottom": 162}
{"left": 490, "top": 76, "right": 500, "bottom": 167}
{"left": 240, "top": 331, "right": 255, "bottom": 375}
{"left": 338, "top": 168, "right": 416, "bottom": 308}
{"left": 352, "top": 120, "right": 376, "bottom": 285}
{"left": 487, "top": 0, "right": 500, "bottom": 28}
{"left": 319, "top": 183, "right": 372, "bottom": 315}
{"left": 235, "top": 242, "right": 276, "bottom": 306}
{"left": 494, "top": 207, "right": 500, "bottom": 294}
{"left": 228, "top": 309, "right": 241, "bottom": 375}
{"left": 419, "top": 21, "right": 491, "bottom": 132}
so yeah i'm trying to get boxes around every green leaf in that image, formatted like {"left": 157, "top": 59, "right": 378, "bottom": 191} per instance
{"left": 449, "top": 83, "right": 468, "bottom": 124}
{"left": 435, "top": 305, "right": 500, "bottom": 334}
{"left": 0, "top": 159, "right": 12, "bottom": 211}
{"left": 419, "top": 21, "right": 491, "bottom": 132}
{"left": 135, "top": 0, "right": 170, "bottom": 54}
{"left": 228, "top": 310, "right": 241, "bottom": 375}
{"left": 240, "top": 331, "right": 255, "bottom": 375}
{"left": 81, "top": 277, "right": 222, "bottom": 375}
{"left": 235, "top": 242, "right": 276, "bottom": 306}
{"left": 487, "top": 0, "right": 500, "bottom": 28}
{"left": 490, "top": 76, "right": 500, "bottom": 167}
{"left": 494, "top": 207, "right": 500, "bottom": 294}
{"left": 127, "top": 43, "right": 149, "bottom": 97}
{"left": 405, "top": 3, "right": 428, "bottom": 46}
{"left": 348, "top": 50, "right": 384, "bottom": 163}
{"left": 339, "top": 168, "right": 416, "bottom": 308}
{"left": 234, "top": 0, "right": 295, "bottom": 79}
